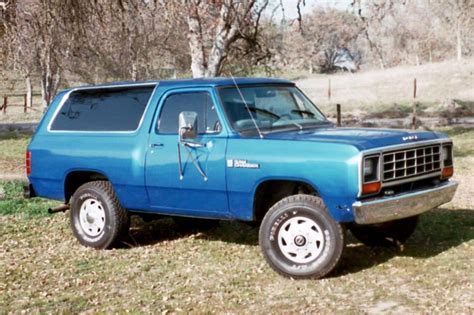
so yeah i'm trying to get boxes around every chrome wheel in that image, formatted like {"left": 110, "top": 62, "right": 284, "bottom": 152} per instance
{"left": 79, "top": 198, "right": 106, "bottom": 237}
{"left": 277, "top": 216, "right": 325, "bottom": 264}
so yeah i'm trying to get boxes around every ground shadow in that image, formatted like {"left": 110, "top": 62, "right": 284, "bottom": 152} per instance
{"left": 120, "top": 215, "right": 259, "bottom": 248}
{"left": 333, "top": 208, "right": 474, "bottom": 277}
{"left": 121, "top": 208, "right": 473, "bottom": 276}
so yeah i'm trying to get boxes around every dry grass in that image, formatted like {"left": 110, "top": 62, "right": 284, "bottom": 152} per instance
{"left": 0, "top": 131, "right": 31, "bottom": 176}
{"left": 296, "top": 58, "right": 474, "bottom": 116}
{"left": 0, "top": 127, "right": 473, "bottom": 313}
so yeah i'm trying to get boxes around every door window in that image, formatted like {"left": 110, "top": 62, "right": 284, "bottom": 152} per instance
{"left": 158, "top": 92, "right": 220, "bottom": 134}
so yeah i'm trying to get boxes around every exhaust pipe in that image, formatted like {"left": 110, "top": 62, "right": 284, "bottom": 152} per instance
{"left": 48, "top": 204, "right": 70, "bottom": 214}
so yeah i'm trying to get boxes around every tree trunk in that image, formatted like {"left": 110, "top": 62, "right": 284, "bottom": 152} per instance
{"left": 205, "top": 4, "right": 238, "bottom": 77}
{"left": 40, "top": 68, "right": 49, "bottom": 109}
{"left": 131, "top": 62, "right": 138, "bottom": 81}
{"left": 187, "top": 6, "right": 206, "bottom": 78}
{"left": 40, "top": 64, "right": 61, "bottom": 109}
{"left": 378, "top": 56, "right": 385, "bottom": 70}
{"left": 25, "top": 75, "right": 32, "bottom": 108}
{"left": 456, "top": 20, "right": 462, "bottom": 61}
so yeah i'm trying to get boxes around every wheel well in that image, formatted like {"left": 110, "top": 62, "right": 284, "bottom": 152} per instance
{"left": 253, "top": 180, "right": 318, "bottom": 222}
{"left": 64, "top": 171, "right": 108, "bottom": 203}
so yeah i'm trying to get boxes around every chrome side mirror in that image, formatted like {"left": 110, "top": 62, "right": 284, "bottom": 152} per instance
{"left": 178, "top": 111, "right": 198, "bottom": 141}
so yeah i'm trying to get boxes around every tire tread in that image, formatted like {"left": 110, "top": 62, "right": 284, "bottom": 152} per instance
{"left": 259, "top": 194, "right": 345, "bottom": 279}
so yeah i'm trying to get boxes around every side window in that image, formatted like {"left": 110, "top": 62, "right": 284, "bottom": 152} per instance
{"left": 50, "top": 86, "right": 155, "bottom": 131}
{"left": 158, "top": 92, "right": 220, "bottom": 134}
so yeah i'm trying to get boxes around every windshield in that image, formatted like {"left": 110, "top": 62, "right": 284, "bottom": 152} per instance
{"left": 218, "top": 85, "right": 329, "bottom": 133}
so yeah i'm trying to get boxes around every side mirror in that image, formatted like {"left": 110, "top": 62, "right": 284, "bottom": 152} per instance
{"left": 178, "top": 111, "right": 198, "bottom": 141}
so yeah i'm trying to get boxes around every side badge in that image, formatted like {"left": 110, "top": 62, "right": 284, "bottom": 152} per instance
{"left": 227, "top": 159, "right": 260, "bottom": 169}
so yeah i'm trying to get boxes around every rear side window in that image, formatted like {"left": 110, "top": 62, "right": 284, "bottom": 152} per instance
{"left": 50, "top": 86, "right": 155, "bottom": 131}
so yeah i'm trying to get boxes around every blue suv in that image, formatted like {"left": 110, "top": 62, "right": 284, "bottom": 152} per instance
{"left": 25, "top": 78, "right": 458, "bottom": 279}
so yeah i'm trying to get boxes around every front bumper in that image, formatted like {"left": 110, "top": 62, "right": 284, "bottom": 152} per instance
{"left": 352, "top": 180, "right": 458, "bottom": 224}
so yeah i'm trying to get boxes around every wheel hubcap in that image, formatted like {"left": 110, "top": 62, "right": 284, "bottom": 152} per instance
{"left": 79, "top": 198, "right": 106, "bottom": 237}
{"left": 294, "top": 235, "right": 306, "bottom": 246}
{"left": 277, "top": 216, "right": 325, "bottom": 264}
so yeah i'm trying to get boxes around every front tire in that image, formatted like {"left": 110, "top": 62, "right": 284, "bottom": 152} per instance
{"left": 70, "top": 181, "right": 129, "bottom": 249}
{"left": 349, "top": 215, "right": 419, "bottom": 247}
{"left": 259, "top": 195, "right": 345, "bottom": 279}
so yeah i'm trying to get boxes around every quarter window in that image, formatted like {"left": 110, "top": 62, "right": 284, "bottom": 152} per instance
{"left": 50, "top": 86, "right": 155, "bottom": 132}
{"left": 158, "top": 92, "right": 220, "bottom": 134}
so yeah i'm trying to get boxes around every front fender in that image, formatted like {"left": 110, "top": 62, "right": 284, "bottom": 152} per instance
{"left": 226, "top": 138, "right": 360, "bottom": 222}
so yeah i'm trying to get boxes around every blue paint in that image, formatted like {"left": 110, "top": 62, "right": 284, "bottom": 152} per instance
{"left": 27, "top": 78, "right": 446, "bottom": 222}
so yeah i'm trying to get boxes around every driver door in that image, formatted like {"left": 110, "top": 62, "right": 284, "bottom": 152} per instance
{"left": 145, "top": 89, "right": 230, "bottom": 217}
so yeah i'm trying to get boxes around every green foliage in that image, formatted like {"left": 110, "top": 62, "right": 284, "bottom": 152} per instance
{"left": 0, "top": 181, "right": 57, "bottom": 218}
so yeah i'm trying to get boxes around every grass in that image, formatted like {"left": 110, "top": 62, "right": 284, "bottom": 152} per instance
{"left": 296, "top": 58, "right": 474, "bottom": 116}
{"left": 0, "top": 127, "right": 473, "bottom": 313}
{"left": 0, "top": 131, "right": 32, "bottom": 175}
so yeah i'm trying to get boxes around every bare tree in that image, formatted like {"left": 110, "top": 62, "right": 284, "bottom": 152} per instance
{"left": 3, "top": 0, "right": 74, "bottom": 107}
{"left": 163, "top": 0, "right": 274, "bottom": 78}
{"left": 432, "top": 0, "right": 473, "bottom": 61}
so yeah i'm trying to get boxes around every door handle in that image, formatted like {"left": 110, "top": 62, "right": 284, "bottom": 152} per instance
{"left": 150, "top": 143, "right": 164, "bottom": 148}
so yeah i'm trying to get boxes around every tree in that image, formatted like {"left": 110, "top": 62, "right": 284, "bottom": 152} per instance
{"left": 279, "top": 8, "right": 362, "bottom": 73}
{"left": 433, "top": 0, "right": 474, "bottom": 61}
{"left": 3, "top": 0, "right": 73, "bottom": 108}
{"left": 162, "top": 0, "right": 271, "bottom": 78}
{"left": 63, "top": 0, "right": 182, "bottom": 83}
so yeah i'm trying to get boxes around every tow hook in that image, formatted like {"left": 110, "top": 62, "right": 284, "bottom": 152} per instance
{"left": 48, "top": 204, "right": 70, "bottom": 214}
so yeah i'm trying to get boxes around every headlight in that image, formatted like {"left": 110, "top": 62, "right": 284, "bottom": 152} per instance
{"left": 441, "top": 144, "right": 454, "bottom": 179}
{"left": 442, "top": 146, "right": 449, "bottom": 161}
{"left": 442, "top": 144, "right": 453, "bottom": 167}
{"left": 363, "top": 156, "right": 379, "bottom": 183}
{"left": 364, "top": 159, "right": 374, "bottom": 177}
{"left": 362, "top": 155, "right": 381, "bottom": 195}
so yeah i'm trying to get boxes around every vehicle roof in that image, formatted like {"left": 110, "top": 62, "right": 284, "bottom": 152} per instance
{"left": 63, "top": 77, "right": 294, "bottom": 91}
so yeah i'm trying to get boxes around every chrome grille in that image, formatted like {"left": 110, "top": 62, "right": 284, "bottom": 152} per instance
{"left": 383, "top": 144, "right": 441, "bottom": 182}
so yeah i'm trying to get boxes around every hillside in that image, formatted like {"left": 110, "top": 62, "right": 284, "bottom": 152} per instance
{"left": 296, "top": 58, "right": 474, "bottom": 117}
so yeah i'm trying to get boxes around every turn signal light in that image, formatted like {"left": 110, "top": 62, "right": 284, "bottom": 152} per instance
{"left": 362, "top": 181, "right": 381, "bottom": 195}
{"left": 441, "top": 166, "right": 454, "bottom": 179}
{"left": 26, "top": 151, "right": 31, "bottom": 177}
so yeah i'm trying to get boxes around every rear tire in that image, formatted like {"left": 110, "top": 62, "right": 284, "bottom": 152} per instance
{"left": 349, "top": 215, "right": 419, "bottom": 247}
{"left": 70, "top": 181, "right": 129, "bottom": 249}
{"left": 259, "top": 195, "right": 345, "bottom": 279}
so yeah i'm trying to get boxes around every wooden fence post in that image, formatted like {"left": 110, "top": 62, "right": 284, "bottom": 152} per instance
{"left": 2, "top": 96, "right": 7, "bottom": 114}
{"left": 328, "top": 78, "right": 332, "bottom": 102}
{"left": 24, "top": 94, "right": 27, "bottom": 113}
{"left": 336, "top": 104, "right": 341, "bottom": 127}
{"left": 412, "top": 78, "right": 417, "bottom": 129}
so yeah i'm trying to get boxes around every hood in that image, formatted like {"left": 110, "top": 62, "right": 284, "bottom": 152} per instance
{"left": 264, "top": 127, "right": 446, "bottom": 151}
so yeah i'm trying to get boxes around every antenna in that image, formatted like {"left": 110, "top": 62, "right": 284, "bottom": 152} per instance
{"left": 230, "top": 75, "right": 264, "bottom": 139}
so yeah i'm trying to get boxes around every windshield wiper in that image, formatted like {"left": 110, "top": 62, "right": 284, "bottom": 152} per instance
{"left": 291, "top": 109, "right": 315, "bottom": 117}
{"left": 287, "top": 121, "right": 303, "bottom": 131}
{"left": 248, "top": 107, "right": 280, "bottom": 119}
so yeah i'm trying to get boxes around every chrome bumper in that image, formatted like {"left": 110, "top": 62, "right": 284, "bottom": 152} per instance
{"left": 353, "top": 181, "right": 458, "bottom": 224}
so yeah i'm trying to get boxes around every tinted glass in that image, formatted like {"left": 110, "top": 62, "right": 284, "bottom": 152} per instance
{"left": 50, "top": 86, "right": 155, "bottom": 131}
{"left": 219, "top": 85, "right": 327, "bottom": 133}
{"left": 158, "top": 92, "right": 220, "bottom": 134}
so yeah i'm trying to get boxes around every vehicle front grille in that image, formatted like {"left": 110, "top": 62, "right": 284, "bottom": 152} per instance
{"left": 382, "top": 144, "right": 441, "bottom": 182}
